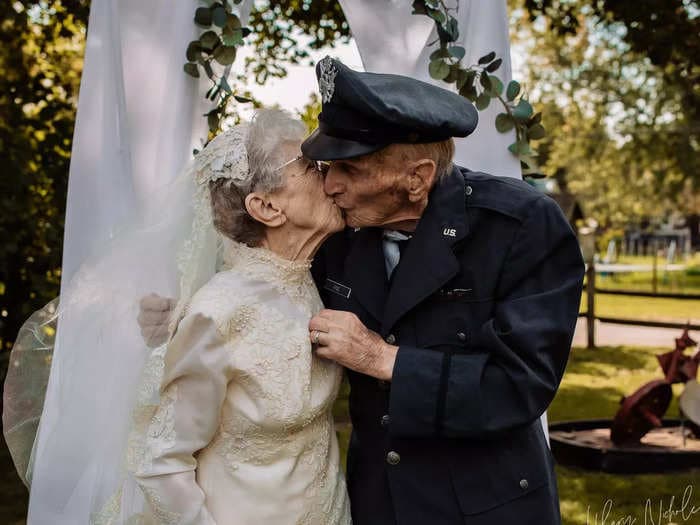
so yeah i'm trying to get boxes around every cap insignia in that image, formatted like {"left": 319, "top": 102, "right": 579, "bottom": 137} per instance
{"left": 318, "top": 56, "right": 339, "bottom": 104}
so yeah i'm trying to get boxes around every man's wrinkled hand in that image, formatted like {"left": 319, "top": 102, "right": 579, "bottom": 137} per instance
{"left": 308, "top": 309, "right": 398, "bottom": 380}
{"left": 138, "top": 293, "right": 176, "bottom": 348}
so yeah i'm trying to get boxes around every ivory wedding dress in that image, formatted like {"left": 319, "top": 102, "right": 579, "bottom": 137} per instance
{"left": 123, "top": 240, "right": 351, "bottom": 524}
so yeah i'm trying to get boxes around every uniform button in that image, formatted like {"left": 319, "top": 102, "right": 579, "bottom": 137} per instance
{"left": 519, "top": 478, "right": 529, "bottom": 490}
{"left": 381, "top": 414, "right": 391, "bottom": 427}
{"left": 386, "top": 451, "right": 401, "bottom": 465}
{"left": 385, "top": 334, "right": 396, "bottom": 345}
{"left": 456, "top": 331, "right": 467, "bottom": 342}
{"left": 465, "top": 185, "right": 473, "bottom": 196}
{"left": 378, "top": 380, "right": 390, "bottom": 391}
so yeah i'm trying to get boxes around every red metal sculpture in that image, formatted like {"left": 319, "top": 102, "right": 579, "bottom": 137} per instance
{"left": 611, "top": 327, "right": 699, "bottom": 445}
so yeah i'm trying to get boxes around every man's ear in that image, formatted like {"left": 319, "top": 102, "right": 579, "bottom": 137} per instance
{"left": 407, "top": 159, "right": 437, "bottom": 203}
{"left": 244, "top": 192, "right": 286, "bottom": 228}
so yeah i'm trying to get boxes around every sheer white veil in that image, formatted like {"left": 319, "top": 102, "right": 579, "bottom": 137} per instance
{"left": 5, "top": 123, "right": 250, "bottom": 524}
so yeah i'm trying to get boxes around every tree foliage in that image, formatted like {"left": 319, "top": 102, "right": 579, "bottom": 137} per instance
{"left": 511, "top": 0, "right": 699, "bottom": 227}
{"left": 0, "top": 0, "right": 89, "bottom": 349}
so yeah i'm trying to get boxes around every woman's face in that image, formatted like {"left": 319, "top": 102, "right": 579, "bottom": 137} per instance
{"left": 273, "top": 140, "right": 345, "bottom": 236}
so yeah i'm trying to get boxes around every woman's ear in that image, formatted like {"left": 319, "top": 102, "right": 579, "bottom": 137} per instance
{"left": 407, "top": 159, "right": 437, "bottom": 203}
{"left": 244, "top": 192, "right": 287, "bottom": 228}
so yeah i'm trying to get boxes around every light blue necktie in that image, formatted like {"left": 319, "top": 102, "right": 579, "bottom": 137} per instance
{"left": 382, "top": 229, "right": 412, "bottom": 278}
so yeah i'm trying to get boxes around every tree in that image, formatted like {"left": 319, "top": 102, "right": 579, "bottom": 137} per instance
{"left": 0, "top": 1, "right": 89, "bottom": 349}
{"left": 511, "top": 0, "right": 699, "bottom": 227}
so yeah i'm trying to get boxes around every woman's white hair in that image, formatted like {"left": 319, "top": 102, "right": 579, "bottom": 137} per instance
{"left": 209, "top": 108, "right": 307, "bottom": 246}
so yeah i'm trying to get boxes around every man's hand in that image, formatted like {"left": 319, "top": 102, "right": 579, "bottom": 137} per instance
{"left": 138, "top": 293, "right": 176, "bottom": 348}
{"left": 308, "top": 309, "right": 398, "bottom": 380}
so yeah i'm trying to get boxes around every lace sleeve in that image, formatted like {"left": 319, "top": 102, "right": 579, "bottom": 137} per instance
{"left": 131, "top": 312, "right": 233, "bottom": 524}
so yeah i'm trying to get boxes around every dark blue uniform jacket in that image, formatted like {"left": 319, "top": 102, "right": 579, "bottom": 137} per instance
{"left": 311, "top": 166, "right": 585, "bottom": 525}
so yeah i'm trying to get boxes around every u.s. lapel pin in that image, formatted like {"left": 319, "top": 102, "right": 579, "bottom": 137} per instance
{"left": 442, "top": 227, "right": 457, "bottom": 238}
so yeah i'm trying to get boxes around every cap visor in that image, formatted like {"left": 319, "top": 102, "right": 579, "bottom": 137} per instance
{"left": 301, "top": 128, "right": 389, "bottom": 161}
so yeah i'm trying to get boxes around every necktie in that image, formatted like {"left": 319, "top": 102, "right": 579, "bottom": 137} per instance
{"left": 382, "top": 229, "right": 412, "bottom": 279}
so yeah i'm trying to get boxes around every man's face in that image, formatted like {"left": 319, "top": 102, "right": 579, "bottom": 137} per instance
{"left": 323, "top": 149, "right": 414, "bottom": 228}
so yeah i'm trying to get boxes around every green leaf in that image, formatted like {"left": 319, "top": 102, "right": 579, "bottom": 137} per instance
{"left": 488, "top": 75, "right": 504, "bottom": 97}
{"left": 212, "top": 6, "right": 227, "bottom": 27}
{"left": 512, "top": 99, "right": 534, "bottom": 121}
{"left": 213, "top": 45, "right": 236, "bottom": 65}
{"left": 199, "top": 30, "right": 220, "bottom": 51}
{"left": 234, "top": 95, "right": 252, "bottom": 103}
{"left": 448, "top": 46, "right": 466, "bottom": 60}
{"left": 446, "top": 17, "right": 459, "bottom": 41}
{"left": 495, "top": 113, "right": 514, "bottom": 133}
{"left": 186, "top": 41, "right": 202, "bottom": 62}
{"left": 411, "top": 0, "right": 427, "bottom": 15}
{"left": 478, "top": 51, "right": 496, "bottom": 65}
{"left": 508, "top": 139, "right": 532, "bottom": 156}
{"left": 475, "top": 93, "right": 491, "bottom": 110}
{"left": 232, "top": 0, "right": 243, "bottom": 4}
{"left": 222, "top": 26, "right": 244, "bottom": 46}
{"left": 241, "top": 27, "right": 252, "bottom": 37}
{"left": 479, "top": 72, "right": 492, "bottom": 90}
{"left": 444, "top": 65, "right": 460, "bottom": 84}
{"left": 459, "top": 84, "right": 477, "bottom": 102}
{"left": 207, "top": 112, "right": 219, "bottom": 133}
{"left": 429, "top": 47, "right": 450, "bottom": 61}
{"left": 529, "top": 112, "right": 542, "bottom": 125}
{"left": 528, "top": 123, "right": 546, "bottom": 140}
{"left": 183, "top": 62, "right": 199, "bottom": 78}
{"left": 429, "top": 59, "right": 450, "bottom": 80}
{"left": 208, "top": 85, "right": 220, "bottom": 101}
{"left": 225, "top": 14, "right": 241, "bottom": 30}
{"left": 506, "top": 80, "right": 521, "bottom": 101}
{"left": 194, "top": 7, "right": 212, "bottom": 27}
{"left": 457, "top": 69, "right": 476, "bottom": 90}
{"left": 485, "top": 58, "right": 502, "bottom": 73}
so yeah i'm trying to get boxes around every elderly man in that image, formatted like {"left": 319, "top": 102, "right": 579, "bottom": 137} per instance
{"left": 140, "top": 58, "right": 584, "bottom": 524}
{"left": 300, "top": 57, "right": 584, "bottom": 525}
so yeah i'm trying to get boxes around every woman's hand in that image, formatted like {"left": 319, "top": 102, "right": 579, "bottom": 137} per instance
{"left": 137, "top": 293, "right": 176, "bottom": 347}
{"left": 309, "top": 309, "right": 398, "bottom": 380}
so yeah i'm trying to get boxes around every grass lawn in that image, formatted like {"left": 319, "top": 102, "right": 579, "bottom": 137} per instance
{"left": 551, "top": 345, "right": 700, "bottom": 525}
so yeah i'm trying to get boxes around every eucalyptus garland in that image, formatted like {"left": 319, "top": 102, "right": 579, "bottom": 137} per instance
{"left": 184, "top": 0, "right": 252, "bottom": 143}
{"left": 185, "top": 1, "right": 545, "bottom": 176}
{"left": 412, "top": 0, "right": 545, "bottom": 177}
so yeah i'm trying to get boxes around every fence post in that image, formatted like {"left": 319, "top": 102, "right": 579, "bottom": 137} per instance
{"left": 652, "top": 238, "right": 658, "bottom": 294}
{"left": 586, "top": 260, "right": 596, "bottom": 349}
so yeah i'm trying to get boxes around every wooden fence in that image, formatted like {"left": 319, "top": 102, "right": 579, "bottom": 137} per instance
{"left": 580, "top": 262, "right": 700, "bottom": 348}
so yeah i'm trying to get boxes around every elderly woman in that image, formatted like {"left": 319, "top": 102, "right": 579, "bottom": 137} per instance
{"left": 128, "top": 109, "right": 350, "bottom": 524}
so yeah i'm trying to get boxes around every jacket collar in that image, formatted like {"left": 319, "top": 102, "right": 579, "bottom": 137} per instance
{"left": 340, "top": 166, "right": 470, "bottom": 331}
{"left": 381, "top": 166, "right": 469, "bottom": 333}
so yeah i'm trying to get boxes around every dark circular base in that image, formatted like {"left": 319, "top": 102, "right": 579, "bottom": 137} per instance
{"left": 549, "top": 419, "right": 700, "bottom": 474}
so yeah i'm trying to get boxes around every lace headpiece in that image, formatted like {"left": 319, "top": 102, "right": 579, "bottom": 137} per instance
{"left": 194, "top": 123, "right": 250, "bottom": 185}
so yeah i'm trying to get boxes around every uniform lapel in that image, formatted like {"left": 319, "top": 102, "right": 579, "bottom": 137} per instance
{"left": 344, "top": 227, "right": 388, "bottom": 323}
{"left": 381, "top": 168, "right": 470, "bottom": 334}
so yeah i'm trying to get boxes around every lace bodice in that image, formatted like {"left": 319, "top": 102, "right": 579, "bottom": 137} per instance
{"left": 123, "top": 242, "right": 351, "bottom": 525}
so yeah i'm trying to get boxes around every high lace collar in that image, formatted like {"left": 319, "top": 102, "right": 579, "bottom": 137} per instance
{"left": 220, "top": 239, "right": 313, "bottom": 293}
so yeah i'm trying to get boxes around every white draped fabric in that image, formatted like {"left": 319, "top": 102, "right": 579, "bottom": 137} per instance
{"left": 339, "top": 0, "right": 549, "bottom": 443}
{"left": 27, "top": 1, "right": 252, "bottom": 522}
{"left": 338, "top": 0, "right": 522, "bottom": 179}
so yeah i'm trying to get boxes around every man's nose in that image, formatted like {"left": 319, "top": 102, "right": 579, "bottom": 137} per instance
{"left": 323, "top": 166, "right": 344, "bottom": 196}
